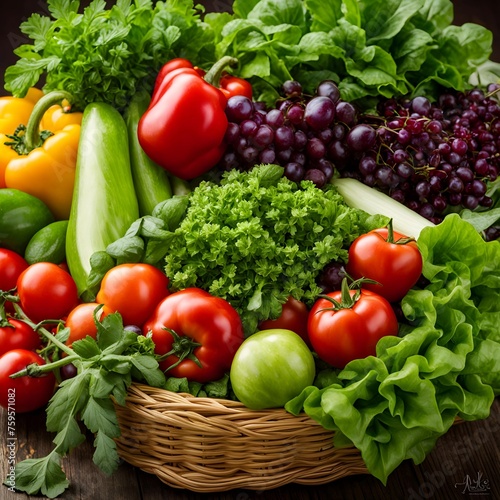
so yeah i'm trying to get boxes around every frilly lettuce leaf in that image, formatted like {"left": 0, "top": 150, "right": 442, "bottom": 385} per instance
{"left": 286, "top": 214, "right": 500, "bottom": 483}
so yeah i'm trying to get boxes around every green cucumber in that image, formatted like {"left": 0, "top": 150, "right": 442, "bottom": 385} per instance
{"left": 0, "top": 189, "right": 55, "bottom": 255}
{"left": 124, "top": 91, "right": 172, "bottom": 216}
{"left": 66, "top": 102, "right": 140, "bottom": 296}
{"left": 24, "top": 220, "right": 68, "bottom": 265}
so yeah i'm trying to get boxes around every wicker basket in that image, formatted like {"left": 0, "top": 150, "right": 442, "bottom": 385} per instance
{"left": 114, "top": 383, "right": 369, "bottom": 492}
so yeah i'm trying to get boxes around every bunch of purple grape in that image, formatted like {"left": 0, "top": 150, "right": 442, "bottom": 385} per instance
{"left": 348, "top": 85, "right": 500, "bottom": 228}
{"left": 219, "top": 80, "right": 359, "bottom": 188}
{"left": 218, "top": 80, "right": 500, "bottom": 240}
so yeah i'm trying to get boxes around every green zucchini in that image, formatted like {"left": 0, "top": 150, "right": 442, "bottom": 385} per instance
{"left": 66, "top": 102, "right": 140, "bottom": 296}
{"left": 124, "top": 91, "right": 172, "bottom": 216}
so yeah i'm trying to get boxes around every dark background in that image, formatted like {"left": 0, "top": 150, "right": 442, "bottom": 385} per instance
{"left": 1, "top": 0, "right": 500, "bottom": 97}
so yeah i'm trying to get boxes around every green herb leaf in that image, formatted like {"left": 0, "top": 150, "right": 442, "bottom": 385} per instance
{"left": 5, "top": 0, "right": 217, "bottom": 110}
{"left": 131, "top": 355, "right": 166, "bottom": 387}
{"left": 71, "top": 336, "right": 102, "bottom": 359}
{"left": 81, "top": 396, "right": 120, "bottom": 438}
{"left": 9, "top": 453, "right": 69, "bottom": 499}
{"left": 92, "top": 432, "right": 121, "bottom": 476}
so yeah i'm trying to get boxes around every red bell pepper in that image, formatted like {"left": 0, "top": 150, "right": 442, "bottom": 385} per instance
{"left": 152, "top": 57, "right": 252, "bottom": 100}
{"left": 142, "top": 287, "right": 245, "bottom": 383}
{"left": 138, "top": 56, "right": 251, "bottom": 180}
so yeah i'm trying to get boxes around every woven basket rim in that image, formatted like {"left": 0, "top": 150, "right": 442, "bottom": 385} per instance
{"left": 114, "top": 382, "right": 370, "bottom": 492}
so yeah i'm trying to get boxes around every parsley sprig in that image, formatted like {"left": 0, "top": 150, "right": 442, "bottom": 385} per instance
{"left": 5, "top": 0, "right": 217, "bottom": 111}
{"left": 6, "top": 308, "right": 165, "bottom": 498}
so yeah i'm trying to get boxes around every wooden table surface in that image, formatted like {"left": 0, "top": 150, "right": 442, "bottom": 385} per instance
{"left": 1, "top": 398, "right": 499, "bottom": 499}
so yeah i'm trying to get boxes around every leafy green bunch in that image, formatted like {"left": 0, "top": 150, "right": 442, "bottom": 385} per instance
{"left": 287, "top": 215, "right": 500, "bottom": 484}
{"left": 4, "top": 0, "right": 217, "bottom": 110}
{"left": 164, "top": 164, "right": 386, "bottom": 334}
{"left": 8, "top": 310, "right": 165, "bottom": 498}
{"left": 206, "top": 0, "right": 500, "bottom": 107}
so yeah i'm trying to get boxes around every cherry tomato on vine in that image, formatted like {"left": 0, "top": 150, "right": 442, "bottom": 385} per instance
{"left": 96, "top": 263, "right": 170, "bottom": 327}
{"left": 308, "top": 279, "right": 398, "bottom": 369}
{"left": 0, "top": 349, "right": 55, "bottom": 413}
{"left": 345, "top": 220, "right": 423, "bottom": 303}
{"left": 0, "top": 319, "right": 42, "bottom": 356}
{"left": 0, "top": 248, "right": 29, "bottom": 291}
{"left": 259, "top": 296, "right": 310, "bottom": 346}
{"left": 65, "top": 302, "right": 112, "bottom": 347}
{"left": 16, "top": 262, "right": 79, "bottom": 324}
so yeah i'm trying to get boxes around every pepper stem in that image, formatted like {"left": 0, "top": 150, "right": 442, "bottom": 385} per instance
{"left": 24, "top": 90, "right": 74, "bottom": 152}
{"left": 204, "top": 56, "right": 239, "bottom": 87}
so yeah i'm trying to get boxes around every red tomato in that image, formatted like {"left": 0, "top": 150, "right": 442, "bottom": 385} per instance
{"left": 219, "top": 74, "right": 253, "bottom": 99}
{"left": 346, "top": 223, "right": 423, "bottom": 303}
{"left": 0, "top": 319, "right": 42, "bottom": 356}
{"left": 308, "top": 284, "right": 398, "bottom": 369}
{"left": 96, "top": 263, "right": 170, "bottom": 327}
{"left": 259, "top": 296, "right": 310, "bottom": 345}
{"left": 143, "top": 288, "right": 244, "bottom": 383}
{"left": 16, "top": 262, "right": 79, "bottom": 324}
{"left": 0, "top": 248, "right": 29, "bottom": 291}
{"left": 65, "top": 302, "right": 112, "bottom": 347}
{"left": 0, "top": 349, "right": 55, "bottom": 413}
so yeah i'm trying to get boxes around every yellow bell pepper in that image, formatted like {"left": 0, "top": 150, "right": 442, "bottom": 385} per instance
{"left": 0, "top": 87, "right": 44, "bottom": 135}
{"left": 4, "top": 91, "right": 80, "bottom": 220}
{"left": 40, "top": 99, "right": 83, "bottom": 131}
{"left": 0, "top": 133, "right": 19, "bottom": 189}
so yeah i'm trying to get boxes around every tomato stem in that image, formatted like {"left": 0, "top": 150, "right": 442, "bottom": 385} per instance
{"left": 158, "top": 327, "right": 203, "bottom": 372}
{"left": 9, "top": 355, "right": 80, "bottom": 379}
{"left": 316, "top": 275, "right": 381, "bottom": 312}
{"left": 13, "top": 303, "right": 75, "bottom": 357}
{"left": 385, "top": 218, "right": 416, "bottom": 245}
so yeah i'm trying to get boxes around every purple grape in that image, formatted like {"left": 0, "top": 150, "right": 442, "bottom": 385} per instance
{"left": 304, "top": 168, "right": 327, "bottom": 188}
{"left": 259, "top": 148, "right": 276, "bottom": 164}
{"left": 252, "top": 124, "right": 274, "bottom": 148}
{"left": 274, "top": 126, "right": 294, "bottom": 149}
{"left": 266, "top": 108, "right": 285, "bottom": 128}
{"left": 226, "top": 96, "right": 254, "bottom": 122}
{"left": 316, "top": 80, "right": 341, "bottom": 103}
{"left": 335, "top": 101, "right": 357, "bottom": 126}
{"left": 346, "top": 124, "right": 377, "bottom": 152}
{"left": 306, "top": 138, "right": 326, "bottom": 159}
{"left": 284, "top": 162, "right": 305, "bottom": 182}
{"left": 286, "top": 104, "right": 304, "bottom": 125}
{"left": 304, "top": 96, "right": 336, "bottom": 130}
{"left": 282, "top": 80, "right": 302, "bottom": 97}
{"left": 411, "top": 96, "right": 432, "bottom": 116}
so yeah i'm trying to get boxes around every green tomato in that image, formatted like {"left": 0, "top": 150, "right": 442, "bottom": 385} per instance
{"left": 230, "top": 329, "right": 315, "bottom": 410}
